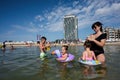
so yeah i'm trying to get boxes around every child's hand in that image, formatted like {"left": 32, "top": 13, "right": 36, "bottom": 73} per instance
{"left": 79, "top": 57, "right": 81, "bottom": 60}
{"left": 51, "top": 51, "right": 55, "bottom": 55}
{"left": 79, "top": 57, "right": 83, "bottom": 60}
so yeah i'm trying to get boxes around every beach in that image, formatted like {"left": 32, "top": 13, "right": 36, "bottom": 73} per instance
{"left": 3, "top": 41, "right": 120, "bottom": 48}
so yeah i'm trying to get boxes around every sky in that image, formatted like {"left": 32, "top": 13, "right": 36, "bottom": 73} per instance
{"left": 0, "top": 0, "right": 120, "bottom": 42}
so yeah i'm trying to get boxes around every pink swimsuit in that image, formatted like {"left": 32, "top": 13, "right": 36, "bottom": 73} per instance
{"left": 85, "top": 51, "right": 94, "bottom": 61}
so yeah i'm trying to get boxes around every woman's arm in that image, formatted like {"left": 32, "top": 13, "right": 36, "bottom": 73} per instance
{"left": 93, "top": 39, "right": 106, "bottom": 47}
{"left": 87, "top": 35, "right": 106, "bottom": 47}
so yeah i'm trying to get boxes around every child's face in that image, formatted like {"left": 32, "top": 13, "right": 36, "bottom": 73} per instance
{"left": 62, "top": 47, "right": 67, "bottom": 54}
{"left": 41, "top": 39, "right": 46, "bottom": 43}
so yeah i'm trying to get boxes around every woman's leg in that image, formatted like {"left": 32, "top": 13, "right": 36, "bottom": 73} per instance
{"left": 97, "top": 54, "right": 105, "bottom": 64}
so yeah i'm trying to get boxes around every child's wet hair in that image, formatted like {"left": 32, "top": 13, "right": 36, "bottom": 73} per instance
{"left": 62, "top": 45, "right": 68, "bottom": 50}
{"left": 41, "top": 36, "right": 47, "bottom": 41}
{"left": 84, "top": 40, "right": 91, "bottom": 48}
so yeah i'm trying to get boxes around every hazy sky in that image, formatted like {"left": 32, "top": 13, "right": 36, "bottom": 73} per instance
{"left": 0, "top": 0, "right": 120, "bottom": 42}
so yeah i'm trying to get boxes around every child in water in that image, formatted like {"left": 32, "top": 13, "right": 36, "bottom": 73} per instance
{"left": 10, "top": 44, "right": 14, "bottom": 50}
{"left": 80, "top": 40, "right": 96, "bottom": 61}
{"left": 56, "top": 45, "right": 68, "bottom": 61}
{"left": 1, "top": 42, "right": 6, "bottom": 52}
{"left": 39, "top": 36, "right": 50, "bottom": 59}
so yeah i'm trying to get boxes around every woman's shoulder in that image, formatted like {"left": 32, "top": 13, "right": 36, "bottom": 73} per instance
{"left": 102, "top": 33, "right": 107, "bottom": 36}
{"left": 101, "top": 33, "right": 107, "bottom": 38}
{"left": 89, "top": 33, "right": 95, "bottom": 36}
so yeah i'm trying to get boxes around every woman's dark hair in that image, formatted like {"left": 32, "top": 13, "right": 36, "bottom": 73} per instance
{"left": 92, "top": 21, "right": 103, "bottom": 32}
{"left": 84, "top": 40, "right": 91, "bottom": 48}
{"left": 41, "top": 36, "right": 47, "bottom": 41}
{"left": 62, "top": 45, "right": 68, "bottom": 50}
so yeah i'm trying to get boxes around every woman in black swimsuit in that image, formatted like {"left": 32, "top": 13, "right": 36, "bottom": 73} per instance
{"left": 87, "top": 22, "right": 107, "bottom": 64}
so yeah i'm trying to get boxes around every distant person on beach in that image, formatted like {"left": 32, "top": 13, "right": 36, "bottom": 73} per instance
{"left": 87, "top": 22, "right": 107, "bottom": 64}
{"left": 10, "top": 44, "right": 14, "bottom": 50}
{"left": 80, "top": 40, "right": 96, "bottom": 61}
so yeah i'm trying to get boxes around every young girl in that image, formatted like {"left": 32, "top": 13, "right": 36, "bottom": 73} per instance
{"left": 56, "top": 45, "right": 68, "bottom": 61}
{"left": 81, "top": 40, "right": 96, "bottom": 61}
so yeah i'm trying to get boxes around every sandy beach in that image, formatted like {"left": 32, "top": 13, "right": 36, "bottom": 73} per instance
{"left": 3, "top": 41, "right": 120, "bottom": 48}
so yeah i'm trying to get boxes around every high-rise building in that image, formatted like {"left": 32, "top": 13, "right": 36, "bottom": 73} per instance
{"left": 63, "top": 15, "right": 78, "bottom": 41}
{"left": 103, "top": 27, "right": 120, "bottom": 41}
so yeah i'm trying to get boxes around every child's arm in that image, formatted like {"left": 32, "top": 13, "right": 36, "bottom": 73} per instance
{"left": 92, "top": 51, "right": 96, "bottom": 60}
{"left": 81, "top": 51, "right": 86, "bottom": 60}
{"left": 79, "top": 53, "right": 84, "bottom": 60}
{"left": 79, "top": 57, "right": 82, "bottom": 60}
{"left": 56, "top": 54, "right": 67, "bottom": 61}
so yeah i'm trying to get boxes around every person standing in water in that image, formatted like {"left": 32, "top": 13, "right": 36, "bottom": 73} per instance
{"left": 1, "top": 42, "right": 6, "bottom": 52}
{"left": 10, "top": 44, "right": 14, "bottom": 50}
{"left": 39, "top": 36, "right": 50, "bottom": 59}
{"left": 87, "top": 22, "right": 107, "bottom": 64}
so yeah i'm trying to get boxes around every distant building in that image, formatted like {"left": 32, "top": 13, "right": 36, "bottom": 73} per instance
{"left": 103, "top": 27, "right": 120, "bottom": 41}
{"left": 63, "top": 15, "right": 78, "bottom": 41}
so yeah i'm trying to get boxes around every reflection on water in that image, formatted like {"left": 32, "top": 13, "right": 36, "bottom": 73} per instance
{"left": 81, "top": 65, "right": 107, "bottom": 79}
{"left": 0, "top": 45, "right": 120, "bottom": 80}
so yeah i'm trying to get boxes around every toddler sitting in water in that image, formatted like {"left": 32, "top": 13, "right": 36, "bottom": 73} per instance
{"left": 56, "top": 45, "right": 68, "bottom": 61}
{"left": 52, "top": 45, "right": 69, "bottom": 61}
{"left": 52, "top": 45, "right": 74, "bottom": 62}
{"left": 80, "top": 40, "right": 96, "bottom": 61}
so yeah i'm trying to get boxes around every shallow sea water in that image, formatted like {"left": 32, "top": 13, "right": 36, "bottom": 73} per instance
{"left": 0, "top": 45, "right": 120, "bottom": 80}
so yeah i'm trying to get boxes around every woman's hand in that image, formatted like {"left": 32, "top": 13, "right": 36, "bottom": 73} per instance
{"left": 87, "top": 35, "right": 95, "bottom": 41}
